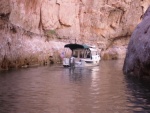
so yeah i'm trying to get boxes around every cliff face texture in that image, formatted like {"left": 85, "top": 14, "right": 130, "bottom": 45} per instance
{"left": 0, "top": 0, "right": 149, "bottom": 69}
{"left": 123, "top": 6, "right": 150, "bottom": 78}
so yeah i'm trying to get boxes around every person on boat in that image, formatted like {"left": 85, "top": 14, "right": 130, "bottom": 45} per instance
{"left": 60, "top": 51, "right": 65, "bottom": 63}
{"left": 87, "top": 50, "right": 91, "bottom": 58}
{"left": 61, "top": 51, "right": 65, "bottom": 58}
{"left": 70, "top": 56, "right": 75, "bottom": 68}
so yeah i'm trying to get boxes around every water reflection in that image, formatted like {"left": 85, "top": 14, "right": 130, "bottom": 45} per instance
{"left": 0, "top": 60, "right": 150, "bottom": 113}
{"left": 125, "top": 76, "right": 150, "bottom": 112}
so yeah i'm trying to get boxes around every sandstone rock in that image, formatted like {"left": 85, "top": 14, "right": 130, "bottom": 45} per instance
{"left": 9, "top": 0, "right": 43, "bottom": 34}
{"left": 57, "top": 2, "right": 80, "bottom": 39}
{"left": 41, "top": 0, "right": 60, "bottom": 30}
{"left": 0, "top": 0, "right": 10, "bottom": 14}
{"left": 123, "top": 6, "right": 150, "bottom": 77}
{"left": 101, "top": 46, "right": 127, "bottom": 60}
{"left": 57, "top": 0, "right": 79, "bottom": 3}
{"left": 0, "top": 25, "right": 66, "bottom": 70}
{"left": 0, "top": 0, "right": 150, "bottom": 70}
{"left": 59, "top": 3, "right": 76, "bottom": 26}
{"left": 141, "top": 0, "right": 150, "bottom": 12}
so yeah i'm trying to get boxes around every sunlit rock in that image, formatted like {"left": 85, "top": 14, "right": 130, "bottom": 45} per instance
{"left": 57, "top": 2, "right": 80, "bottom": 39}
{"left": 41, "top": 0, "right": 60, "bottom": 30}
{"left": 102, "top": 46, "right": 127, "bottom": 60}
{"left": 9, "top": 0, "right": 43, "bottom": 34}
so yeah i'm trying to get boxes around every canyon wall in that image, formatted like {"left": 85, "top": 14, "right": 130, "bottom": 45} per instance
{"left": 0, "top": 0, "right": 149, "bottom": 69}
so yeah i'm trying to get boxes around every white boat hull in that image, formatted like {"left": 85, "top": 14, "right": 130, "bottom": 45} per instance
{"left": 63, "top": 58, "right": 70, "bottom": 67}
{"left": 63, "top": 57, "right": 100, "bottom": 67}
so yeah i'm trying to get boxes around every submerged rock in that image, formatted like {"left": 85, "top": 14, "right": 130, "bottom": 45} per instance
{"left": 123, "top": 6, "right": 150, "bottom": 78}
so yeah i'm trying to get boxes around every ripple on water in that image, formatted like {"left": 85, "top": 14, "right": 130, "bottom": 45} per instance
{"left": 0, "top": 60, "right": 150, "bottom": 113}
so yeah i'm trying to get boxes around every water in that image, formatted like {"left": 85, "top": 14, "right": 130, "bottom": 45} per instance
{"left": 0, "top": 60, "right": 150, "bottom": 113}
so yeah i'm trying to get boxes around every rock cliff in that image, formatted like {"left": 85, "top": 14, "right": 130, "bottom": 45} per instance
{"left": 0, "top": 0, "right": 149, "bottom": 70}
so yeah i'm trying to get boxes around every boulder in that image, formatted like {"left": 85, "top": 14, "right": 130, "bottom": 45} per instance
{"left": 123, "top": 6, "right": 150, "bottom": 78}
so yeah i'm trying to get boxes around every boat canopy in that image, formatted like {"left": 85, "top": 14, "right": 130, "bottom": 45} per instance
{"left": 64, "top": 44, "right": 91, "bottom": 51}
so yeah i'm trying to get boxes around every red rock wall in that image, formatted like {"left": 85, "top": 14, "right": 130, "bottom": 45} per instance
{"left": 0, "top": 0, "right": 149, "bottom": 69}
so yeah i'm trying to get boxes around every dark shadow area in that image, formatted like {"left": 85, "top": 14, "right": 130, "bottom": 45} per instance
{"left": 125, "top": 75, "right": 150, "bottom": 112}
